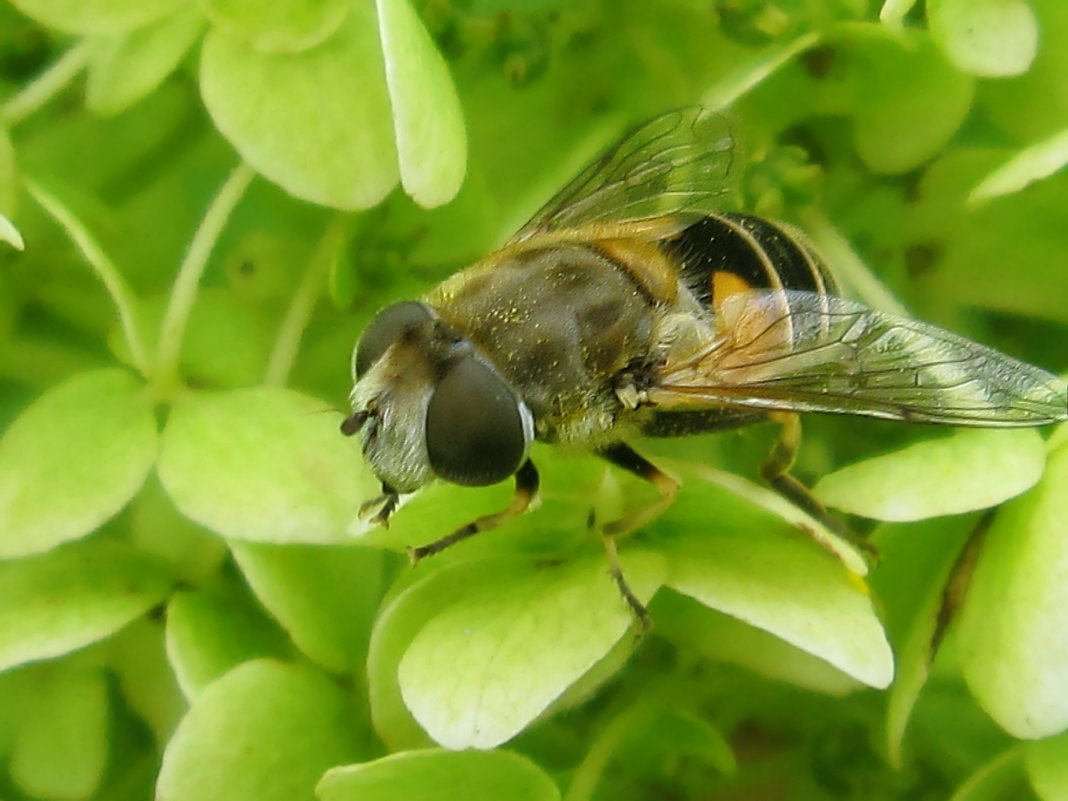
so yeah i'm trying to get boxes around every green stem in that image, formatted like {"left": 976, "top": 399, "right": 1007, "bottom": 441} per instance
{"left": 564, "top": 700, "right": 653, "bottom": 801}
{"left": 25, "top": 178, "right": 151, "bottom": 376}
{"left": 1, "top": 42, "right": 91, "bottom": 127}
{"left": 153, "top": 162, "right": 254, "bottom": 391}
{"left": 264, "top": 214, "right": 351, "bottom": 387}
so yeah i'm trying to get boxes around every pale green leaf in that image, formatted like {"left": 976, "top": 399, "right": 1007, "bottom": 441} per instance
{"left": 653, "top": 590, "right": 862, "bottom": 696}
{"left": 368, "top": 558, "right": 533, "bottom": 751}
{"left": 10, "top": 667, "right": 109, "bottom": 801}
{"left": 929, "top": 0, "right": 1038, "bottom": 77}
{"left": 702, "top": 33, "right": 819, "bottom": 111}
{"left": 201, "top": 0, "right": 350, "bottom": 53}
{"left": 376, "top": 0, "right": 466, "bottom": 207}
{"left": 957, "top": 443, "right": 1068, "bottom": 738}
{"left": 157, "top": 660, "right": 365, "bottom": 801}
{"left": 230, "top": 541, "right": 383, "bottom": 674}
{"left": 398, "top": 550, "right": 667, "bottom": 749}
{"left": 846, "top": 28, "right": 974, "bottom": 174}
{"left": 200, "top": 12, "right": 398, "bottom": 210}
{"left": 157, "top": 386, "right": 376, "bottom": 545}
{"left": 7, "top": 0, "right": 181, "bottom": 34}
{"left": 108, "top": 619, "right": 186, "bottom": 744}
{"left": 164, "top": 590, "right": 290, "bottom": 698}
{"left": 87, "top": 5, "right": 206, "bottom": 116}
{"left": 869, "top": 517, "right": 976, "bottom": 767}
{"left": 1028, "top": 732, "right": 1068, "bottom": 801}
{"left": 128, "top": 476, "right": 228, "bottom": 584}
{"left": 318, "top": 749, "right": 560, "bottom": 801}
{"left": 814, "top": 429, "right": 1046, "bottom": 522}
{"left": 0, "top": 212, "right": 22, "bottom": 250}
{"left": 0, "top": 368, "right": 158, "bottom": 558}
{"left": 658, "top": 474, "right": 893, "bottom": 688}
{"left": 880, "top": 0, "right": 919, "bottom": 24}
{"left": 0, "top": 539, "right": 172, "bottom": 672}
{"left": 970, "top": 128, "right": 1068, "bottom": 206}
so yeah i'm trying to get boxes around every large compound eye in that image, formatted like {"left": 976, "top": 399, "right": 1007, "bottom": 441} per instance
{"left": 425, "top": 356, "right": 532, "bottom": 486}
{"left": 354, "top": 301, "right": 433, "bottom": 377}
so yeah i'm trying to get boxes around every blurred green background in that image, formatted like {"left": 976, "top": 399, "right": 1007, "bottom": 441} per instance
{"left": 1, "top": 1, "right": 1067, "bottom": 800}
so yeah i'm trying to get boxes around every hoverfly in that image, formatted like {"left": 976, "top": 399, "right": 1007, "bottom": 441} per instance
{"left": 342, "top": 107, "right": 1068, "bottom": 622}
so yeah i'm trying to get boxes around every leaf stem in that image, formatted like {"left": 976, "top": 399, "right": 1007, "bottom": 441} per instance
{"left": 1, "top": 42, "right": 91, "bottom": 127}
{"left": 154, "top": 162, "right": 254, "bottom": 392}
{"left": 264, "top": 214, "right": 351, "bottom": 387}
{"left": 25, "top": 179, "right": 151, "bottom": 376}
{"left": 564, "top": 700, "right": 653, "bottom": 801}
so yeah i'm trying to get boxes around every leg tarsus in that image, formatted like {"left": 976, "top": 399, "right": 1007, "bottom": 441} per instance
{"left": 359, "top": 483, "right": 400, "bottom": 527}
{"left": 408, "top": 459, "right": 540, "bottom": 563}
{"left": 596, "top": 442, "right": 678, "bottom": 629}
{"left": 601, "top": 531, "right": 652, "bottom": 632}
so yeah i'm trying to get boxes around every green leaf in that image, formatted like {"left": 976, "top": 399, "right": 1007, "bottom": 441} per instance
{"left": 981, "top": 0, "right": 1068, "bottom": 142}
{"left": 86, "top": 5, "right": 206, "bottom": 116}
{"left": 651, "top": 590, "right": 863, "bottom": 697}
{"left": 368, "top": 558, "right": 530, "bottom": 751}
{"left": 128, "top": 475, "right": 228, "bottom": 584}
{"left": 107, "top": 619, "right": 186, "bottom": 744}
{"left": 702, "top": 33, "right": 820, "bottom": 112}
{"left": 1027, "top": 733, "right": 1068, "bottom": 801}
{"left": 157, "top": 386, "right": 375, "bottom": 545}
{"left": 7, "top": 0, "right": 181, "bottom": 34}
{"left": 970, "top": 128, "right": 1068, "bottom": 206}
{"left": 318, "top": 749, "right": 560, "bottom": 801}
{"left": 844, "top": 28, "right": 974, "bottom": 174}
{"left": 0, "top": 368, "right": 158, "bottom": 558}
{"left": 928, "top": 0, "right": 1038, "bottom": 77}
{"left": 658, "top": 474, "right": 893, "bottom": 689}
{"left": 157, "top": 660, "right": 365, "bottom": 801}
{"left": 814, "top": 429, "right": 1046, "bottom": 522}
{"left": 375, "top": 0, "right": 466, "bottom": 208}
{"left": 201, "top": 0, "right": 350, "bottom": 53}
{"left": 164, "top": 590, "right": 291, "bottom": 698}
{"left": 957, "top": 442, "right": 1068, "bottom": 738}
{"left": 10, "top": 666, "right": 109, "bottom": 801}
{"left": 869, "top": 516, "right": 976, "bottom": 767}
{"left": 230, "top": 541, "right": 384, "bottom": 674}
{"left": 200, "top": 11, "right": 398, "bottom": 210}
{"left": 397, "top": 549, "right": 667, "bottom": 749}
{"left": 0, "top": 538, "right": 172, "bottom": 672}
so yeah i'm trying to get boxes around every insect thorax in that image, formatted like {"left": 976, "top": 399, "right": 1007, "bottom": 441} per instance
{"left": 426, "top": 245, "right": 658, "bottom": 446}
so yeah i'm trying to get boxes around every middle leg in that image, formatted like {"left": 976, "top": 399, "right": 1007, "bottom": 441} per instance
{"left": 596, "top": 442, "right": 680, "bottom": 629}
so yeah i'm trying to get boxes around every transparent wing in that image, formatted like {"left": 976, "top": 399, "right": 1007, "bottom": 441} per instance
{"left": 510, "top": 107, "right": 739, "bottom": 242}
{"left": 650, "top": 291, "right": 1068, "bottom": 427}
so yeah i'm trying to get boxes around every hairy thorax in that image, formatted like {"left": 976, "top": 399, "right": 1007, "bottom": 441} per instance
{"left": 425, "top": 245, "right": 657, "bottom": 446}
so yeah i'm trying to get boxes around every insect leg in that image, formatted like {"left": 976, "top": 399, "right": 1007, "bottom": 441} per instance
{"left": 359, "top": 482, "right": 401, "bottom": 527}
{"left": 407, "top": 459, "right": 540, "bottom": 563}
{"left": 597, "top": 443, "right": 680, "bottom": 630}
{"left": 761, "top": 413, "right": 878, "bottom": 560}
{"left": 598, "top": 443, "right": 680, "bottom": 537}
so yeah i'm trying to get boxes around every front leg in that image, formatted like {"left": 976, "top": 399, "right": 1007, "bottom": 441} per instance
{"left": 359, "top": 481, "right": 401, "bottom": 527}
{"left": 408, "top": 459, "right": 540, "bottom": 563}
